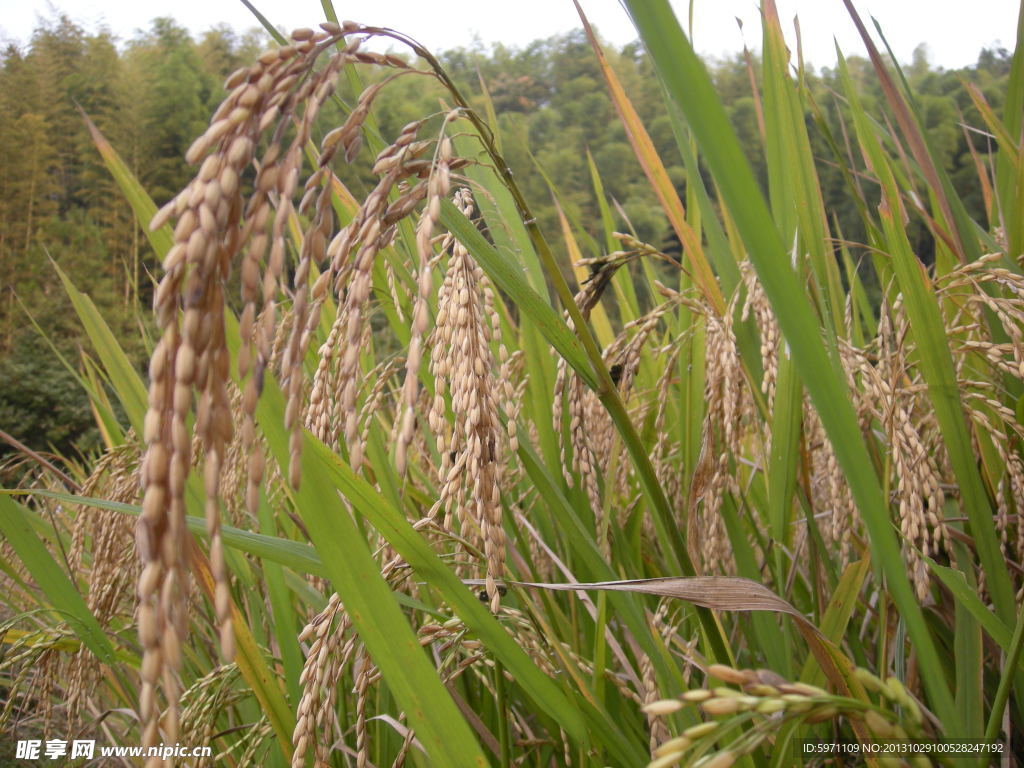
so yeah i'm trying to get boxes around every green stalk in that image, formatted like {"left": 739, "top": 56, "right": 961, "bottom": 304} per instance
{"left": 984, "top": 606, "right": 1024, "bottom": 743}
{"left": 495, "top": 661, "right": 512, "bottom": 768}
{"left": 592, "top": 591, "right": 609, "bottom": 706}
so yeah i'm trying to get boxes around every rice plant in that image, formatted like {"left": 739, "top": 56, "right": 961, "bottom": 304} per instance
{"left": 1, "top": 1, "right": 1022, "bottom": 767}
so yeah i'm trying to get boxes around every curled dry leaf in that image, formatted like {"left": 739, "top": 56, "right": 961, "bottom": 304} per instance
{"left": 464, "top": 576, "right": 860, "bottom": 699}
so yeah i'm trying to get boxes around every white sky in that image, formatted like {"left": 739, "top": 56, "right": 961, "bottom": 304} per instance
{"left": 0, "top": 0, "right": 1018, "bottom": 70}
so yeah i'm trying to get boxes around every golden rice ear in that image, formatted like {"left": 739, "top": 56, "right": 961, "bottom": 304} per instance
{"left": 428, "top": 189, "right": 508, "bottom": 610}
{"left": 132, "top": 15, "right": 516, "bottom": 751}
{"left": 698, "top": 293, "right": 751, "bottom": 574}
{"left": 292, "top": 593, "right": 351, "bottom": 768}
{"left": 395, "top": 122, "right": 455, "bottom": 477}
{"left": 136, "top": 20, "right": 456, "bottom": 750}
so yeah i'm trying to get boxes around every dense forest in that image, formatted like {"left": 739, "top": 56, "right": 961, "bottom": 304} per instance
{"left": 0, "top": 13, "right": 1012, "bottom": 467}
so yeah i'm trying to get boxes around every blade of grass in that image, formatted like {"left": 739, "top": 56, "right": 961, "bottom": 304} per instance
{"left": 465, "top": 575, "right": 860, "bottom": 695}
{"left": 80, "top": 108, "right": 174, "bottom": 258}
{"left": 585, "top": 150, "right": 641, "bottom": 323}
{"left": 240, "top": 0, "right": 288, "bottom": 45}
{"left": 81, "top": 356, "right": 126, "bottom": 449}
{"left": 720, "top": 497, "right": 792, "bottom": 678}
{"left": 800, "top": 558, "right": 870, "bottom": 687}
{"left": 0, "top": 496, "right": 119, "bottom": 671}
{"left": 6, "top": 489, "right": 332, "bottom": 580}
{"left": 760, "top": 0, "right": 843, "bottom": 332}
{"left": 927, "top": 559, "right": 1013, "bottom": 652}
{"left": 54, "top": 263, "right": 147, "bottom": 435}
{"left": 995, "top": 1, "right": 1024, "bottom": 259}
{"left": 841, "top": 0, "right": 978, "bottom": 265}
{"left": 985, "top": 605, "right": 1024, "bottom": 742}
{"left": 256, "top": 488, "right": 303, "bottom": 707}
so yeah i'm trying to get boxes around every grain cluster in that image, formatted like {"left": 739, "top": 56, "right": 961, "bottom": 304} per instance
{"left": 138, "top": 21, "right": 501, "bottom": 755}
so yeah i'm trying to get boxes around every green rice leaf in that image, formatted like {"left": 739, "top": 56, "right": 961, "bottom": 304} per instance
{"left": 0, "top": 496, "right": 119, "bottom": 669}
{"left": 54, "top": 264, "right": 147, "bottom": 435}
